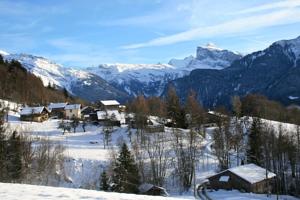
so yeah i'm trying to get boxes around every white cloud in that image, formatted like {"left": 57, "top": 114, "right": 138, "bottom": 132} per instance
{"left": 234, "top": 0, "right": 300, "bottom": 14}
{"left": 122, "top": 8, "right": 300, "bottom": 49}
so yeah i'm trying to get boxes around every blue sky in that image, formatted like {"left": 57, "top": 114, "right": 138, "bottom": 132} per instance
{"left": 1, "top": 0, "right": 300, "bottom": 67}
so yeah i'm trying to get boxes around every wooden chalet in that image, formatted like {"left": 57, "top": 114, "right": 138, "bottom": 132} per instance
{"left": 20, "top": 106, "right": 50, "bottom": 122}
{"left": 208, "top": 163, "right": 276, "bottom": 194}
{"left": 99, "top": 100, "right": 120, "bottom": 110}
{"left": 48, "top": 102, "right": 68, "bottom": 118}
{"left": 65, "top": 104, "right": 81, "bottom": 119}
{"left": 138, "top": 183, "right": 168, "bottom": 196}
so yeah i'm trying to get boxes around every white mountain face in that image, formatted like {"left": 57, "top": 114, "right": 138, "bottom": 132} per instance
{"left": 88, "top": 44, "right": 242, "bottom": 97}
{"left": 2, "top": 53, "right": 92, "bottom": 93}
{"left": 0, "top": 52, "right": 129, "bottom": 102}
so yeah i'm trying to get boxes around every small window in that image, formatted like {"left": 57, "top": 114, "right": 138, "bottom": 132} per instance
{"left": 219, "top": 176, "right": 230, "bottom": 182}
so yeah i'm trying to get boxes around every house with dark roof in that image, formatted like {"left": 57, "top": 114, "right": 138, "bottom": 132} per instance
{"left": 138, "top": 183, "right": 168, "bottom": 196}
{"left": 48, "top": 102, "right": 68, "bottom": 118}
{"left": 208, "top": 163, "right": 276, "bottom": 193}
{"left": 20, "top": 106, "right": 50, "bottom": 122}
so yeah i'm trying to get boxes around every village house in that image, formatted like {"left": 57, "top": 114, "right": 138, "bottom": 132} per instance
{"left": 138, "top": 183, "right": 168, "bottom": 196}
{"left": 48, "top": 102, "right": 68, "bottom": 118}
{"left": 96, "top": 110, "right": 125, "bottom": 126}
{"left": 20, "top": 106, "right": 50, "bottom": 122}
{"left": 81, "top": 106, "right": 96, "bottom": 121}
{"left": 99, "top": 100, "right": 120, "bottom": 110}
{"left": 64, "top": 104, "right": 81, "bottom": 119}
{"left": 208, "top": 163, "right": 276, "bottom": 194}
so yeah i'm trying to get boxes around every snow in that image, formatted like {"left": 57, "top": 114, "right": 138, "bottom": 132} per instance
{"left": 100, "top": 100, "right": 120, "bottom": 106}
{"left": 0, "top": 183, "right": 189, "bottom": 200}
{"left": 202, "top": 43, "right": 223, "bottom": 51}
{"left": 49, "top": 103, "right": 68, "bottom": 109}
{"left": 65, "top": 104, "right": 81, "bottom": 110}
{"left": 20, "top": 106, "right": 48, "bottom": 115}
{"left": 1, "top": 53, "right": 96, "bottom": 95}
{"left": 0, "top": 49, "right": 9, "bottom": 56}
{"left": 97, "top": 110, "right": 125, "bottom": 124}
{"left": 228, "top": 164, "right": 276, "bottom": 184}
{"left": 0, "top": 183, "right": 297, "bottom": 200}
{"left": 208, "top": 189, "right": 298, "bottom": 200}
{"left": 288, "top": 96, "right": 299, "bottom": 100}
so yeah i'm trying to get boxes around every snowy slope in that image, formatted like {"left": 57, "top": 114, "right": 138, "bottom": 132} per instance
{"left": 0, "top": 52, "right": 129, "bottom": 102}
{"left": 0, "top": 183, "right": 297, "bottom": 200}
{"left": 2, "top": 53, "right": 90, "bottom": 93}
{"left": 0, "top": 183, "right": 190, "bottom": 200}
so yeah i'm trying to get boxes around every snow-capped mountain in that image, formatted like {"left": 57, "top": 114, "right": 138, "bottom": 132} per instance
{"left": 0, "top": 52, "right": 129, "bottom": 102}
{"left": 166, "top": 36, "right": 300, "bottom": 107}
{"left": 88, "top": 44, "right": 241, "bottom": 97}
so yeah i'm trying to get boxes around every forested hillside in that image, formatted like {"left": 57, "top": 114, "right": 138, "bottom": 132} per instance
{"left": 0, "top": 55, "right": 82, "bottom": 105}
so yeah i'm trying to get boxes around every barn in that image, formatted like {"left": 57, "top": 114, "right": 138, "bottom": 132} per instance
{"left": 208, "top": 163, "right": 276, "bottom": 193}
{"left": 48, "top": 102, "right": 68, "bottom": 118}
{"left": 138, "top": 183, "right": 168, "bottom": 196}
{"left": 20, "top": 106, "right": 50, "bottom": 122}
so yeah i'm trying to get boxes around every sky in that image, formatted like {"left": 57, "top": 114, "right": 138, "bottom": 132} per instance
{"left": 1, "top": 0, "right": 300, "bottom": 67}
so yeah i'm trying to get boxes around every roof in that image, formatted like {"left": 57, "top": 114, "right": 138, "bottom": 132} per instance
{"left": 210, "top": 164, "right": 276, "bottom": 184}
{"left": 20, "top": 106, "right": 49, "bottom": 115}
{"left": 138, "top": 183, "right": 167, "bottom": 194}
{"left": 100, "top": 100, "right": 120, "bottom": 106}
{"left": 97, "top": 110, "right": 120, "bottom": 120}
{"left": 65, "top": 104, "right": 81, "bottom": 110}
{"left": 48, "top": 102, "right": 68, "bottom": 109}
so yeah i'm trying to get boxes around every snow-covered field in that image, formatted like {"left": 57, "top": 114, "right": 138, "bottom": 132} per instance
{"left": 0, "top": 183, "right": 190, "bottom": 200}
{"left": 0, "top": 183, "right": 298, "bottom": 200}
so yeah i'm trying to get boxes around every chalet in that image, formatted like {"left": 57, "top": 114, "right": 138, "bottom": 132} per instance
{"left": 20, "top": 106, "right": 50, "bottom": 122}
{"left": 208, "top": 163, "right": 276, "bottom": 194}
{"left": 48, "top": 102, "right": 68, "bottom": 118}
{"left": 97, "top": 110, "right": 125, "bottom": 126}
{"left": 81, "top": 106, "right": 96, "bottom": 120}
{"left": 65, "top": 104, "right": 81, "bottom": 119}
{"left": 99, "top": 100, "right": 120, "bottom": 110}
{"left": 138, "top": 183, "right": 168, "bottom": 196}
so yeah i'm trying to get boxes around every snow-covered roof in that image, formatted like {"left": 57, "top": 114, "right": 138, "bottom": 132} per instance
{"left": 228, "top": 164, "right": 276, "bottom": 184}
{"left": 65, "top": 104, "right": 81, "bottom": 110}
{"left": 97, "top": 110, "right": 126, "bottom": 124}
{"left": 138, "top": 183, "right": 168, "bottom": 194}
{"left": 20, "top": 106, "right": 49, "bottom": 115}
{"left": 139, "top": 183, "right": 154, "bottom": 193}
{"left": 48, "top": 102, "right": 68, "bottom": 109}
{"left": 100, "top": 100, "right": 120, "bottom": 106}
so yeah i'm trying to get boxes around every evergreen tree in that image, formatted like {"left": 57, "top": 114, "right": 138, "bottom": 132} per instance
{"left": 166, "top": 86, "right": 186, "bottom": 128}
{"left": 0, "top": 108, "right": 7, "bottom": 181}
{"left": 112, "top": 143, "right": 140, "bottom": 194}
{"left": 247, "top": 118, "right": 263, "bottom": 166}
{"left": 0, "top": 54, "right": 4, "bottom": 65}
{"left": 7, "top": 131, "right": 22, "bottom": 181}
{"left": 100, "top": 170, "right": 109, "bottom": 191}
{"left": 71, "top": 117, "right": 79, "bottom": 133}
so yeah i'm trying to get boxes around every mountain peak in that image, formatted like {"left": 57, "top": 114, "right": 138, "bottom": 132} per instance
{"left": 0, "top": 50, "right": 9, "bottom": 56}
{"left": 203, "top": 43, "right": 223, "bottom": 51}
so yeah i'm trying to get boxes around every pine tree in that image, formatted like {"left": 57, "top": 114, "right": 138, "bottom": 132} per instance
{"left": 247, "top": 118, "right": 263, "bottom": 166}
{"left": 7, "top": 131, "right": 22, "bottom": 181}
{"left": 166, "top": 86, "right": 186, "bottom": 128}
{"left": 112, "top": 143, "right": 140, "bottom": 194}
{"left": 100, "top": 170, "right": 109, "bottom": 191}
{"left": 0, "top": 108, "right": 7, "bottom": 181}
